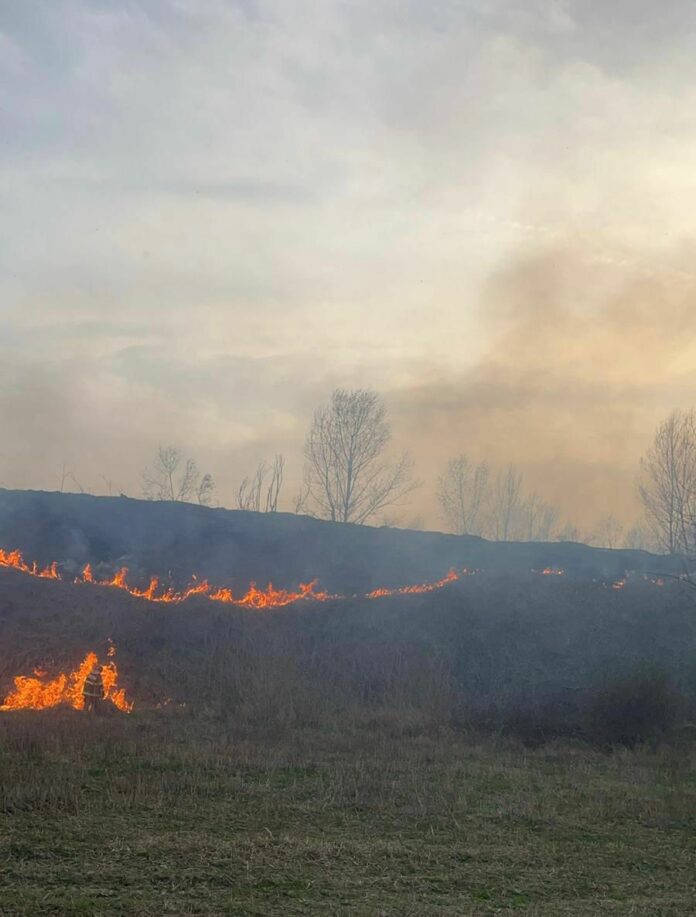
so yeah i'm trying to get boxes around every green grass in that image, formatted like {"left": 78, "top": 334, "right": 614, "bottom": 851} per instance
{"left": 1, "top": 712, "right": 696, "bottom": 915}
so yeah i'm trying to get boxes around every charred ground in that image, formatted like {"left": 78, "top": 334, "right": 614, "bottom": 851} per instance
{"left": 0, "top": 488, "right": 684, "bottom": 593}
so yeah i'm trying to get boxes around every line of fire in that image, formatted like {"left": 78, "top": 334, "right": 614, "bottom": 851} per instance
{"left": 0, "top": 546, "right": 667, "bottom": 715}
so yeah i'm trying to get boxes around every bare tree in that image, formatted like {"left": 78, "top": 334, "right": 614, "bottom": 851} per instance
{"left": 516, "top": 492, "right": 558, "bottom": 542}
{"left": 437, "top": 456, "right": 490, "bottom": 536}
{"left": 555, "top": 523, "right": 585, "bottom": 543}
{"left": 491, "top": 467, "right": 523, "bottom": 540}
{"left": 142, "top": 446, "right": 215, "bottom": 505}
{"left": 265, "top": 454, "right": 284, "bottom": 512}
{"left": 482, "top": 466, "right": 560, "bottom": 542}
{"left": 100, "top": 475, "right": 114, "bottom": 497}
{"left": 593, "top": 514, "right": 623, "bottom": 549}
{"left": 639, "top": 410, "right": 696, "bottom": 554}
{"left": 301, "top": 389, "right": 418, "bottom": 524}
{"left": 622, "top": 522, "right": 657, "bottom": 552}
{"left": 237, "top": 455, "right": 285, "bottom": 512}
{"left": 237, "top": 462, "right": 266, "bottom": 511}
{"left": 58, "top": 464, "right": 88, "bottom": 494}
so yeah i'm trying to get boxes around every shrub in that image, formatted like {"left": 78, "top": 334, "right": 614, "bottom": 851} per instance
{"left": 586, "top": 668, "right": 678, "bottom": 748}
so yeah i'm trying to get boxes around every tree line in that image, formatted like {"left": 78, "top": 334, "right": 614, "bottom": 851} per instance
{"left": 61, "top": 389, "right": 695, "bottom": 553}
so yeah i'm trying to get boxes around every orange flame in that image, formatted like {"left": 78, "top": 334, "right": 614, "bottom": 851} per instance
{"left": 1, "top": 648, "right": 133, "bottom": 713}
{"left": 366, "top": 568, "right": 463, "bottom": 599}
{"left": 0, "top": 545, "right": 668, "bottom": 615}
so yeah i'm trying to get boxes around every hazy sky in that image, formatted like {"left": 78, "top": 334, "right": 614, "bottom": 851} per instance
{"left": 2, "top": 0, "right": 696, "bottom": 531}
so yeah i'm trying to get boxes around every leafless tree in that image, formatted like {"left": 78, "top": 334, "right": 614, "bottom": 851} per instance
{"left": 555, "top": 523, "right": 585, "bottom": 544}
{"left": 142, "top": 446, "right": 215, "bottom": 505}
{"left": 639, "top": 410, "right": 696, "bottom": 554}
{"left": 58, "top": 464, "right": 87, "bottom": 494}
{"left": 100, "top": 475, "right": 115, "bottom": 497}
{"left": 237, "top": 463, "right": 265, "bottom": 511}
{"left": 515, "top": 492, "right": 558, "bottom": 542}
{"left": 484, "top": 466, "right": 560, "bottom": 541}
{"left": 300, "top": 389, "right": 418, "bottom": 524}
{"left": 437, "top": 456, "right": 490, "bottom": 536}
{"left": 491, "top": 467, "right": 523, "bottom": 540}
{"left": 593, "top": 514, "right": 623, "bottom": 549}
{"left": 622, "top": 522, "right": 657, "bottom": 552}
{"left": 265, "top": 454, "right": 284, "bottom": 512}
{"left": 237, "top": 455, "right": 285, "bottom": 512}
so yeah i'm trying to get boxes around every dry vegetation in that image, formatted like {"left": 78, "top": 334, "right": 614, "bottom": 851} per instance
{"left": 2, "top": 571, "right": 696, "bottom": 914}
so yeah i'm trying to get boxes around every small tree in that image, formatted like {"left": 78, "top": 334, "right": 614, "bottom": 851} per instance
{"left": 237, "top": 455, "right": 284, "bottom": 512}
{"left": 142, "top": 446, "right": 215, "bottom": 505}
{"left": 300, "top": 389, "right": 418, "bottom": 524}
{"left": 491, "top": 467, "right": 523, "bottom": 540}
{"left": 437, "top": 456, "right": 490, "bottom": 536}
{"left": 593, "top": 514, "right": 623, "bottom": 549}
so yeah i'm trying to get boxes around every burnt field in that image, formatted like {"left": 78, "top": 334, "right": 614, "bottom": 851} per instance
{"left": 0, "top": 488, "right": 685, "bottom": 593}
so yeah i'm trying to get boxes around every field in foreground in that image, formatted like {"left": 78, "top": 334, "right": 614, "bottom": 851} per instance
{"left": 1, "top": 713, "right": 695, "bottom": 916}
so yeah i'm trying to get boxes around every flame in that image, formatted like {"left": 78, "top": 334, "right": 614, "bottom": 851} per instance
{"left": 1, "top": 648, "right": 133, "bottom": 713}
{"left": 0, "top": 545, "right": 669, "bottom": 614}
{"left": 366, "top": 568, "right": 463, "bottom": 599}
{"left": 0, "top": 548, "right": 60, "bottom": 580}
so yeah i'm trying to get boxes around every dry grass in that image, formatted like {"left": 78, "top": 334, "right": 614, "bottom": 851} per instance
{"left": 1, "top": 711, "right": 696, "bottom": 916}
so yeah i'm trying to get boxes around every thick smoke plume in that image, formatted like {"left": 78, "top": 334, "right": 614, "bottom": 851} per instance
{"left": 392, "top": 248, "right": 696, "bottom": 529}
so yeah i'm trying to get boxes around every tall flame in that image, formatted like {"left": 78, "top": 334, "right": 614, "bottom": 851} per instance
{"left": 0, "top": 648, "right": 133, "bottom": 713}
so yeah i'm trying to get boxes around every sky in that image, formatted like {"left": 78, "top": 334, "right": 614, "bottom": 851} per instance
{"left": 2, "top": 0, "right": 696, "bottom": 533}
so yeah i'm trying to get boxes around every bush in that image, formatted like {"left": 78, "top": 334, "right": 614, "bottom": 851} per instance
{"left": 586, "top": 668, "right": 678, "bottom": 748}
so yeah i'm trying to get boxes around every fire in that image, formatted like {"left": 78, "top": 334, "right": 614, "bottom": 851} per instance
{"left": 0, "top": 545, "right": 672, "bottom": 614}
{"left": 0, "top": 548, "right": 335, "bottom": 609}
{"left": 0, "top": 548, "right": 60, "bottom": 579}
{"left": 366, "top": 568, "right": 463, "bottom": 599}
{"left": 0, "top": 647, "right": 133, "bottom": 713}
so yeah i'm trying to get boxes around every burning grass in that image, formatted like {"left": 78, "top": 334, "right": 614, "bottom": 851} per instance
{"left": 1, "top": 546, "right": 477, "bottom": 610}
{"left": 0, "top": 545, "right": 670, "bottom": 622}
{"left": 0, "top": 645, "right": 133, "bottom": 714}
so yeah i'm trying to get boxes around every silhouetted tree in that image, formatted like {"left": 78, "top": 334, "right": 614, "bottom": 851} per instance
{"left": 639, "top": 410, "right": 696, "bottom": 554}
{"left": 142, "top": 446, "right": 215, "bottom": 505}
{"left": 593, "top": 514, "right": 623, "bottom": 549}
{"left": 437, "top": 456, "right": 490, "bottom": 536}
{"left": 237, "top": 455, "right": 284, "bottom": 512}
{"left": 300, "top": 389, "right": 417, "bottom": 524}
{"left": 491, "top": 467, "right": 523, "bottom": 540}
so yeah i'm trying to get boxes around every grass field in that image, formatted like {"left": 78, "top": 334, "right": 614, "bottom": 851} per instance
{"left": 1, "top": 711, "right": 695, "bottom": 916}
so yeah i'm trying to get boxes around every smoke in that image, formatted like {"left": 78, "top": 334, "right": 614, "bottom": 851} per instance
{"left": 2, "top": 245, "right": 696, "bottom": 535}
{"left": 390, "top": 246, "right": 696, "bottom": 530}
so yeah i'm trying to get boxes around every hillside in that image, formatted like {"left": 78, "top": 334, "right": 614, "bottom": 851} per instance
{"left": 2, "top": 487, "right": 694, "bottom": 724}
{"left": 0, "top": 489, "right": 684, "bottom": 594}
{"left": 2, "top": 560, "right": 695, "bottom": 718}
